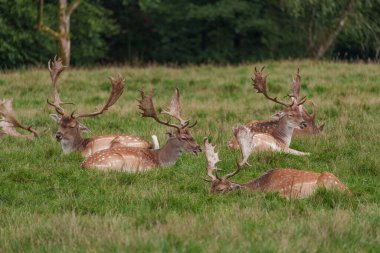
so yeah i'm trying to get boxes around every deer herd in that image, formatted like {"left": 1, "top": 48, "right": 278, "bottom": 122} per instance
{"left": 0, "top": 57, "right": 350, "bottom": 200}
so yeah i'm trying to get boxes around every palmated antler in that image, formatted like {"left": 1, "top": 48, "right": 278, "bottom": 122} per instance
{"left": 221, "top": 125, "right": 254, "bottom": 179}
{"left": 290, "top": 68, "right": 307, "bottom": 105}
{"left": 252, "top": 67, "right": 292, "bottom": 107}
{"left": 0, "top": 98, "right": 38, "bottom": 138}
{"left": 204, "top": 137, "right": 222, "bottom": 181}
{"left": 162, "top": 88, "right": 189, "bottom": 126}
{"left": 204, "top": 126, "right": 253, "bottom": 181}
{"left": 46, "top": 56, "right": 66, "bottom": 115}
{"left": 138, "top": 89, "right": 181, "bottom": 131}
{"left": 74, "top": 74, "right": 125, "bottom": 118}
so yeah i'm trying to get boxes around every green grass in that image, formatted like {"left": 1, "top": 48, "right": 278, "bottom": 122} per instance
{"left": 0, "top": 60, "right": 379, "bottom": 252}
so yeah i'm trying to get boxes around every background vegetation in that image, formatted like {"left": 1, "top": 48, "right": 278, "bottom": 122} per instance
{"left": 0, "top": 61, "right": 379, "bottom": 252}
{"left": 1, "top": 0, "right": 380, "bottom": 68}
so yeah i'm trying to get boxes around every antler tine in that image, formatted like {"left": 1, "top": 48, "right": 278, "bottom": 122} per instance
{"left": 204, "top": 137, "right": 222, "bottom": 181}
{"left": 292, "top": 68, "right": 301, "bottom": 101}
{"left": 161, "top": 87, "right": 189, "bottom": 126}
{"left": 301, "top": 100, "right": 316, "bottom": 120}
{"left": 0, "top": 98, "right": 38, "bottom": 138}
{"left": 74, "top": 75, "right": 125, "bottom": 118}
{"left": 47, "top": 56, "right": 66, "bottom": 115}
{"left": 252, "top": 66, "right": 290, "bottom": 107}
{"left": 138, "top": 88, "right": 181, "bottom": 130}
{"left": 309, "top": 101, "right": 316, "bottom": 120}
{"left": 297, "top": 96, "right": 307, "bottom": 106}
{"left": 223, "top": 159, "right": 244, "bottom": 179}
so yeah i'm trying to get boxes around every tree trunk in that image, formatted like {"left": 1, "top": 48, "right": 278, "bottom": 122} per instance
{"left": 309, "top": 0, "right": 355, "bottom": 59}
{"left": 37, "top": 0, "right": 80, "bottom": 66}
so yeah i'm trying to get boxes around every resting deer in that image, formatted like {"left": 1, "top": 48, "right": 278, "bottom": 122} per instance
{"left": 47, "top": 57, "right": 155, "bottom": 157}
{"left": 0, "top": 98, "right": 38, "bottom": 139}
{"left": 228, "top": 67, "right": 324, "bottom": 150}
{"left": 229, "top": 67, "right": 310, "bottom": 155}
{"left": 81, "top": 88, "right": 201, "bottom": 172}
{"left": 206, "top": 126, "right": 350, "bottom": 199}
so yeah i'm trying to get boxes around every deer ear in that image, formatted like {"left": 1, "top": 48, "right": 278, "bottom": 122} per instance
{"left": 166, "top": 132, "right": 174, "bottom": 138}
{"left": 271, "top": 111, "right": 284, "bottom": 119}
{"left": 49, "top": 114, "right": 61, "bottom": 123}
{"left": 79, "top": 123, "right": 90, "bottom": 132}
{"left": 318, "top": 123, "right": 325, "bottom": 132}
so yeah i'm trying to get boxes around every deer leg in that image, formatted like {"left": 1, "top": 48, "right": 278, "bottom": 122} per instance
{"left": 283, "top": 148, "right": 311, "bottom": 156}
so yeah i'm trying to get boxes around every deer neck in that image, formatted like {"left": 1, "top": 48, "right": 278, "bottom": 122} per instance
{"left": 60, "top": 131, "right": 88, "bottom": 154}
{"left": 271, "top": 118, "right": 294, "bottom": 147}
{"left": 155, "top": 138, "right": 182, "bottom": 167}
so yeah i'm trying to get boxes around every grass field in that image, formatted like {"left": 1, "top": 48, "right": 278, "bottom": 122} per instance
{"left": 0, "top": 61, "right": 379, "bottom": 252}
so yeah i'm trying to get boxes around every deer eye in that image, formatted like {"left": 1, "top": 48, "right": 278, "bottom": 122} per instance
{"left": 181, "top": 137, "right": 187, "bottom": 141}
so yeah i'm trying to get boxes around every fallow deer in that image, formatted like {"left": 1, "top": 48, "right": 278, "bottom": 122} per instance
{"left": 47, "top": 57, "right": 154, "bottom": 157}
{"left": 207, "top": 126, "right": 350, "bottom": 199}
{"left": 81, "top": 88, "right": 201, "bottom": 172}
{"left": 228, "top": 67, "right": 310, "bottom": 155}
{"left": 228, "top": 67, "right": 324, "bottom": 150}
{"left": 0, "top": 98, "right": 38, "bottom": 139}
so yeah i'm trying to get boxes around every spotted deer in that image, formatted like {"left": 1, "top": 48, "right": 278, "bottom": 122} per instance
{"left": 229, "top": 67, "right": 310, "bottom": 155}
{"left": 0, "top": 98, "right": 38, "bottom": 139}
{"left": 206, "top": 126, "right": 350, "bottom": 199}
{"left": 228, "top": 67, "right": 324, "bottom": 150}
{"left": 47, "top": 57, "right": 154, "bottom": 157}
{"left": 81, "top": 88, "right": 201, "bottom": 172}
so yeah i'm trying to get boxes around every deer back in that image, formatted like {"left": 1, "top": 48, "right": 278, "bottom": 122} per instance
{"left": 81, "top": 147, "right": 158, "bottom": 172}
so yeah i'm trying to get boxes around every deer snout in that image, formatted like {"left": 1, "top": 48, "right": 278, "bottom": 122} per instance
{"left": 193, "top": 145, "right": 202, "bottom": 155}
{"left": 55, "top": 132, "right": 63, "bottom": 141}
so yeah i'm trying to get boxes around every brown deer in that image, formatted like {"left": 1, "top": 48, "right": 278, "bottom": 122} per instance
{"left": 228, "top": 67, "right": 310, "bottom": 155}
{"left": 47, "top": 57, "right": 154, "bottom": 157}
{"left": 206, "top": 126, "right": 350, "bottom": 199}
{"left": 0, "top": 98, "right": 38, "bottom": 139}
{"left": 228, "top": 67, "right": 324, "bottom": 149}
{"left": 81, "top": 88, "right": 201, "bottom": 172}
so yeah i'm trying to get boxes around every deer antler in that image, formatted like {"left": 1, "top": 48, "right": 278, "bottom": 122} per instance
{"left": 289, "top": 68, "right": 309, "bottom": 107}
{"left": 0, "top": 98, "right": 38, "bottom": 138}
{"left": 138, "top": 88, "right": 181, "bottom": 131}
{"left": 161, "top": 88, "right": 189, "bottom": 126}
{"left": 252, "top": 67, "right": 292, "bottom": 107}
{"left": 292, "top": 68, "right": 301, "bottom": 101}
{"left": 74, "top": 74, "right": 125, "bottom": 118}
{"left": 204, "top": 137, "right": 222, "bottom": 181}
{"left": 222, "top": 125, "right": 253, "bottom": 179}
{"left": 46, "top": 56, "right": 66, "bottom": 115}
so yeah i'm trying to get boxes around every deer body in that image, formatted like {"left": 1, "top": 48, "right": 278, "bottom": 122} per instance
{"left": 56, "top": 128, "right": 151, "bottom": 157}
{"left": 228, "top": 67, "right": 316, "bottom": 156}
{"left": 81, "top": 88, "right": 201, "bottom": 172}
{"left": 205, "top": 126, "right": 350, "bottom": 199}
{"left": 81, "top": 135, "right": 196, "bottom": 172}
{"left": 239, "top": 169, "right": 349, "bottom": 199}
{"left": 229, "top": 113, "right": 310, "bottom": 156}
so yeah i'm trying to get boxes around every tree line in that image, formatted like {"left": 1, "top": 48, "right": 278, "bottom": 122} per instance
{"left": 1, "top": 0, "right": 379, "bottom": 68}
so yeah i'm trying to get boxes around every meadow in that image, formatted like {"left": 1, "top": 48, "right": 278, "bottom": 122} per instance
{"left": 0, "top": 61, "right": 379, "bottom": 252}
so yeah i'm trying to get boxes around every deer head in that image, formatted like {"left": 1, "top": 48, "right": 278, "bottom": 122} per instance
{"left": 0, "top": 98, "right": 38, "bottom": 139}
{"left": 253, "top": 67, "right": 307, "bottom": 130}
{"left": 261, "top": 67, "right": 324, "bottom": 134}
{"left": 138, "top": 88, "right": 201, "bottom": 155}
{"left": 205, "top": 125, "right": 253, "bottom": 193}
{"left": 47, "top": 57, "right": 125, "bottom": 152}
